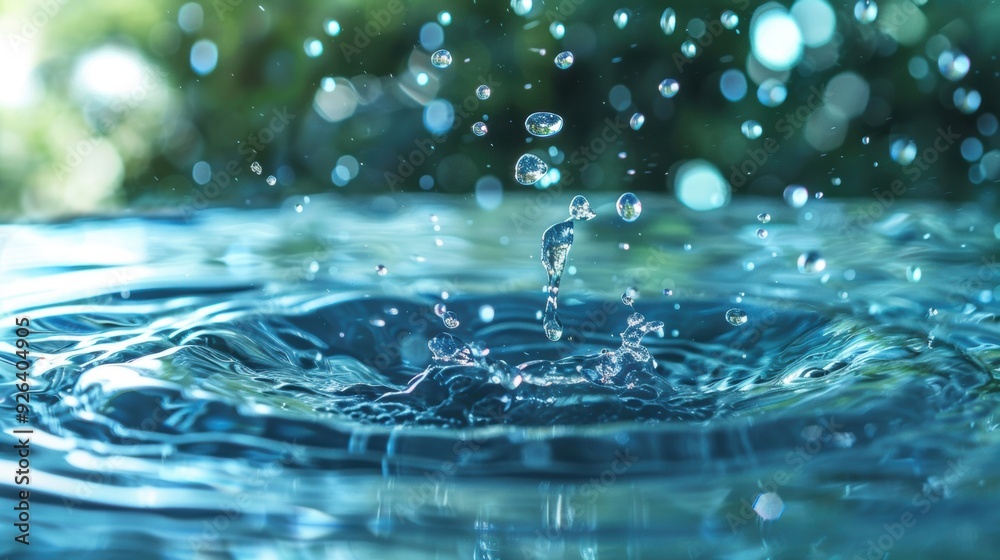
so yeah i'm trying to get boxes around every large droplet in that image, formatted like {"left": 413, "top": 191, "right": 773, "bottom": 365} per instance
{"left": 442, "top": 311, "right": 460, "bottom": 329}
{"left": 753, "top": 492, "right": 784, "bottom": 521}
{"left": 938, "top": 49, "right": 970, "bottom": 81}
{"left": 741, "top": 120, "right": 762, "bottom": 139}
{"left": 514, "top": 154, "right": 548, "bottom": 185}
{"left": 540, "top": 220, "right": 575, "bottom": 341}
{"left": 554, "top": 51, "right": 574, "bottom": 69}
{"left": 721, "top": 10, "right": 739, "bottom": 29}
{"left": 630, "top": 113, "right": 645, "bottom": 130}
{"left": 658, "top": 78, "right": 680, "bottom": 98}
{"left": 613, "top": 8, "right": 630, "bottom": 29}
{"left": 616, "top": 192, "right": 642, "bottom": 222}
{"left": 569, "top": 195, "right": 596, "bottom": 221}
{"left": 890, "top": 138, "right": 917, "bottom": 165}
{"left": 525, "top": 112, "right": 564, "bottom": 137}
{"left": 476, "top": 84, "right": 491, "bottom": 100}
{"left": 853, "top": 0, "right": 878, "bottom": 23}
{"left": 797, "top": 251, "right": 827, "bottom": 274}
{"left": 472, "top": 122, "right": 488, "bottom": 136}
{"left": 660, "top": 8, "right": 677, "bottom": 35}
{"left": 726, "top": 308, "right": 748, "bottom": 326}
{"left": 430, "top": 49, "right": 452, "bottom": 68}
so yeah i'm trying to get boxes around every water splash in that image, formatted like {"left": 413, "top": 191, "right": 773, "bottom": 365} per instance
{"left": 594, "top": 312, "right": 664, "bottom": 384}
{"left": 540, "top": 220, "right": 573, "bottom": 341}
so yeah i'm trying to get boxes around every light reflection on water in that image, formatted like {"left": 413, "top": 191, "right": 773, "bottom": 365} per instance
{"left": 1, "top": 193, "right": 999, "bottom": 559}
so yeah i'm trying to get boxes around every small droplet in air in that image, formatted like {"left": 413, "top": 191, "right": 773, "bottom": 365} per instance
{"left": 658, "top": 78, "right": 680, "bottom": 98}
{"left": 479, "top": 305, "right": 495, "bottom": 323}
{"left": 726, "top": 308, "right": 748, "bottom": 326}
{"left": 511, "top": 0, "right": 532, "bottom": 16}
{"left": 753, "top": 492, "right": 784, "bottom": 521}
{"left": 616, "top": 192, "right": 642, "bottom": 222}
{"left": 375, "top": 264, "right": 388, "bottom": 276}
{"left": 515, "top": 154, "right": 548, "bottom": 185}
{"left": 630, "top": 113, "right": 645, "bottom": 130}
{"left": 797, "top": 251, "right": 827, "bottom": 274}
{"left": 554, "top": 51, "right": 574, "bottom": 70}
{"left": 862, "top": 135, "right": 871, "bottom": 145}
{"left": 756, "top": 228, "right": 768, "bottom": 239}
{"left": 907, "top": 265, "right": 922, "bottom": 283}
{"left": 430, "top": 49, "right": 452, "bottom": 68}
{"left": 294, "top": 204, "right": 303, "bottom": 213}
{"left": 622, "top": 287, "right": 638, "bottom": 307}
{"left": 525, "top": 112, "right": 564, "bottom": 136}
{"left": 549, "top": 21, "right": 566, "bottom": 40}
{"left": 660, "top": 8, "right": 677, "bottom": 35}
{"left": 741, "top": 120, "right": 762, "bottom": 139}
{"left": 434, "top": 303, "right": 447, "bottom": 317}
{"left": 757, "top": 212, "right": 771, "bottom": 223}
{"left": 472, "top": 122, "right": 488, "bottom": 136}
{"left": 442, "top": 311, "right": 460, "bottom": 329}
{"left": 784, "top": 185, "right": 809, "bottom": 208}
{"left": 266, "top": 175, "right": 277, "bottom": 186}
{"left": 250, "top": 161, "right": 262, "bottom": 175}
{"left": 476, "top": 84, "right": 491, "bottom": 100}
{"left": 853, "top": 0, "right": 878, "bottom": 23}
{"left": 663, "top": 288, "right": 674, "bottom": 297}
{"left": 613, "top": 8, "right": 630, "bottom": 29}
{"left": 721, "top": 11, "right": 739, "bottom": 29}
{"left": 568, "top": 195, "right": 596, "bottom": 221}
{"left": 938, "top": 49, "right": 971, "bottom": 81}
{"left": 681, "top": 41, "right": 698, "bottom": 58}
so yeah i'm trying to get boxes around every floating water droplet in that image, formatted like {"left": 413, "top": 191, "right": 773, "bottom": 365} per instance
{"left": 741, "top": 120, "right": 762, "bottom": 139}
{"left": 757, "top": 212, "right": 771, "bottom": 223}
{"left": 862, "top": 135, "right": 871, "bottom": 145}
{"left": 250, "top": 161, "right": 262, "bottom": 175}
{"left": 938, "top": 49, "right": 971, "bottom": 81}
{"left": 554, "top": 51, "right": 574, "bottom": 69}
{"left": 726, "top": 308, "right": 748, "bottom": 326}
{"left": 660, "top": 8, "right": 677, "bottom": 35}
{"left": 568, "top": 195, "right": 596, "bottom": 221}
{"left": 629, "top": 113, "right": 645, "bottom": 131}
{"left": 663, "top": 288, "right": 674, "bottom": 297}
{"left": 784, "top": 185, "right": 809, "bottom": 208}
{"left": 375, "top": 264, "right": 388, "bottom": 276}
{"left": 613, "top": 8, "right": 630, "bottom": 29}
{"left": 753, "top": 492, "right": 784, "bottom": 521}
{"left": 515, "top": 154, "right": 548, "bottom": 185}
{"left": 434, "top": 303, "right": 447, "bottom": 317}
{"left": 430, "top": 49, "right": 452, "bottom": 68}
{"left": 622, "top": 287, "right": 638, "bottom": 307}
{"left": 658, "top": 78, "right": 680, "bottom": 98}
{"left": 721, "top": 10, "right": 739, "bottom": 29}
{"left": 479, "top": 305, "right": 495, "bottom": 323}
{"left": 525, "top": 112, "right": 564, "bottom": 137}
{"left": 472, "top": 122, "right": 488, "bottom": 136}
{"left": 437, "top": 11, "right": 451, "bottom": 26}
{"left": 797, "top": 251, "right": 827, "bottom": 274}
{"left": 511, "top": 0, "right": 532, "bottom": 16}
{"left": 324, "top": 19, "right": 341, "bottom": 36}
{"left": 265, "top": 175, "right": 276, "bottom": 186}
{"left": 442, "top": 311, "right": 460, "bottom": 329}
{"left": 616, "top": 192, "right": 642, "bottom": 222}
{"left": 476, "top": 84, "right": 491, "bottom": 100}
{"left": 890, "top": 138, "right": 918, "bottom": 165}
{"left": 756, "top": 228, "right": 768, "bottom": 239}
{"left": 549, "top": 21, "right": 565, "bottom": 40}
{"left": 294, "top": 204, "right": 303, "bottom": 213}
{"left": 681, "top": 41, "right": 698, "bottom": 58}
{"left": 540, "top": 220, "right": 575, "bottom": 341}
{"left": 907, "top": 266, "right": 922, "bottom": 283}
{"left": 853, "top": 0, "right": 878, "bottom": 23}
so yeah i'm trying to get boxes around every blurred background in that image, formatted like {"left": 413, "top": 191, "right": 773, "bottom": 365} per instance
{"left": 1, "top": 0, "right": 998, "bottom": 218}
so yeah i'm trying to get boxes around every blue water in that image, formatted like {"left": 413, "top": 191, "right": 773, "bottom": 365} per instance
{"left": 2, "top": 194, "right": 999, "bottom": 559}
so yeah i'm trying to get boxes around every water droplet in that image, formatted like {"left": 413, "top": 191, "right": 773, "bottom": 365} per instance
{"left": 569, "top": 195, "right": 596, "bottom": 221}
{"left": 622, "top": 287, "right": 638, "bottom": 307}
{"left": 430, "top": 49, "right": 452, "bottom": 68}
{"left": 797, "top": 251, "right": 827, "bottom": 274}
{"left": 629, "top": 113, "right": 645, "bottom": 130}
{"left": 324, "top": 19, "right": 341, "bottom": 36}
{"left": 434, "top": 303, "right": 447, "bottom": 317}
{"left": 437, "top": 11, "right": 451, "bottom": 26}
{"left": 540, "top": 221, "right": 575, "bottom": 341}
{"left": 907, "top": 266, "right": 922, "bottom": 283}
{"left": 681, "top": 41, "right": 698, "bottom": 58}
{"left": 476, "top": 84, "right": 491, "bottom": 100}
{"left": 472, "top": 122, "right": 488, "bottom": 136}
{"left": 265, "top": 175, "right": 276, "bottom": 186}
{"left": 616, "top": 192, "right": 642, "bottom": 222}
{"left": 726, "top": 308, "right": 748, "bottom": 326}
{"left": 613, "top": 8, "right": 630, "bottom": 29}
{"left": 853, "top": 0, "right": 878, "bottom": 23}
{"left": 756, "top": 228, "right": 768, "bottom": 239}
{"left": 658, "top": 78, "right": 680, "bottom": 98}
{"left": 511, "top": 0, "right": 532, "bottom": 16}
{"left": 753, "top": 492, "right": 784, "bottom": 521}
{"left": 938, "top": 49, "right": 971, "bottom": 81}
{"left": 554, "top": 51, "right": 574, "bottom": 69}
{"left": 741, "top": 120, "right": 762, "bottom": 139}
{"left": 549, "top": 21, "right": 566, "bottom": 40}
{"left": 479, "top": 305, "right": 495, "bottom": 323}
{"left": 515, "top": 154, "right": 548, "bottom": 185}
{"left": 721, "top": 10, "right": 739, "bottom": 29}
{"left": 890, "top": 138, "right": 918, "bottom": 165}
{"left": 757, "top": 212, "right": 771, "bottom": 223}
{"left": 250, "top": 161, "right": 262, "bottom": 175}
{"left": 294, "top": 204, "right": 303, "bottom": 213}
{"left": 442, "top": 311, "right": 460, "bottom": 329}
{"left": 374, "top": 264, "right": 388, "bottom": 276}
{"left": 525, "top": 112, "right": 564, "bottom": 136}
{"left": 862, "top": 135, "right": 871, "bottom": 145}
{"left": 783, "top": 185, "right": 809, "bottom": 208}
{"left": 663, "top": 288, "right": 674, "bottom": 297}
{"left": 660, "top": 8, "right": 677, "bottom": 35}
